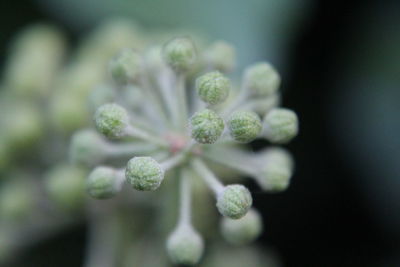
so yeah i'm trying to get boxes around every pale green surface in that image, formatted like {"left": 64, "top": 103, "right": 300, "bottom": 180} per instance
{"left": 125, "top": 157, "right": 164, "bottom": 191}
{"left": 216, "top": 184, "right": 252, "bottom": 219}
{"left": 228, "top": 111, "right": 262, "bottom": 143}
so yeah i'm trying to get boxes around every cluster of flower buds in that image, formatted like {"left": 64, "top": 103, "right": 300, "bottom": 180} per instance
{"left": 70, "top": 35, "right": 298, "bottom": 265}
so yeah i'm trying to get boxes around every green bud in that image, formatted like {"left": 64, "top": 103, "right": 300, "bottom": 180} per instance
{"left": 216, "top": 184, "right": 252, "bottom": 219}
{"left": 69, "top": 129, "right": 106, "bottom": 166}
{"left": 228, "top": 111, "right": 262, "bottom": 143}
{"left": 163, "top": 37, "right": 197, "bottom": 72}
{"left": 2, "top": 101, "right": 43, "bottom": 151}
{"left": 95, "top": 103, "right": 129, "bottom": 139}
{"left": 220, "top": 208, "right": 263, "bottom": 245}
{"left": 190, "top": 109, "right": 225, "bottom": 144}
{"left": 264, "top": 108, "right": 299, "bottom": 144}
{"left": 109, "top": 49, "right": 142, "bottom": 85}
{"left": 244, "top": 62, "right": 280, "bottom": 97}
{"left": 204, "top": 41, "right": 236, "bottom": 72}
{"left": 196, "top": 71, "right": 230, "bottom": 105}
{"left": 45, "top": 164, "right": 87, "bottom": 210}
{"left": 166, "top": 225, "right": 204, "bottom": 265}
{"left": 86, "top": 166, "right": 122, "bottom": 199}
{"left": 125, "top": 157, "right": 164, "bottom": 191}
{"left": 256, "top": 147, "right": 294, "bottom": 192}
{"left": 0, "top": 180, "right": 34, "bottom": 220}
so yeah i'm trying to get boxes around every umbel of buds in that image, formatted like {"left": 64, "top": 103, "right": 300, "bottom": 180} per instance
{"left": 70, "top": 35, "right": 299, "bottom": 265}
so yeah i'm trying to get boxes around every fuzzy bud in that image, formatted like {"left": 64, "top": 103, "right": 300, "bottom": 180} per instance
{"left": 125, "top": 157, "right": 164, "bottom": 191}
{"left": 264, "top": 108, "right": 299, "bottom": 144}
{"left": 108, "top": 48, "right": 142, "bottom": 85}
{"left": 166, "top": 225, "right": 204, "bottom": 265}
{"left": 217, "top": 184, "right": 252, "bottom": 219}
{"left": 69, "top": 129, "right": 106, "bottom": 166}
{"left": 256, "top": 147, "right": 294, "bottom": 192}
{"left": 204, "top": 41, "right": 236, "bottom": 72}
{"left": 94, "top": 103, "right": 129, "bottom": 139}
{"left": 196, "top": 71, "right": 230, "bottom": 105}
{"left": 228, "top": 111, "right": 262, "bottom": 143}
{"left": 190, "top": 109, "right": 225, "bottom": 144}
{"left": 220, "top": 208, "right": 263, "bottom": 245}
{"left": 244, "top": 62, "right": 280, "bottom": 97}
{"left": 86, "top": 166, "right": 121, "bottom": 199}
{"left": 45, "top": 164, "right": 86, "bottom": 210}
{"left": 163, "top": 37, "right": 197, "bottom": 72}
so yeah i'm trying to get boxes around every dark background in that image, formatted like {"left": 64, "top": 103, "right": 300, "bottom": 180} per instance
{"left": 1, "top": 0, "right": 399, "bottom": 266}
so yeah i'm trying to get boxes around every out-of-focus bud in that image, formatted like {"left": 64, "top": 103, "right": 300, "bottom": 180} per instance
{"left": 163, "top": 37, "right": 197, "bottom": 72}
{"left": 244, "top": 62, "right": 280, "bottom": 97}
{"left": 264, "top": 108, "right": 299, "bottom": 144}
{"left": 94, "top": 103, "right": 129, "bottom": 139}
{"left": 109, "top": 49, "right": 142, "bottom": 85}
{"left": 204, "top": 41, "right": 236, "bottom": 72}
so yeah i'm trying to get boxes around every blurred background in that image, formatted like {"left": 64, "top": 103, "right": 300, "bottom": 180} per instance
{"left": 0, "top": 0, "right": 400, "bottom": 266}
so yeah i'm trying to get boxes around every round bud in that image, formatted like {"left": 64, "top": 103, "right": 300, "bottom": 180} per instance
{"left": 190, "top": 109, "right": 225, "bottom": 144}
{"left": 163, "top": 37, "right": 197, "bottom": 72}
{"left": 220, "top": 208, "right": 263, "bottom": 245}
{"left": 166, "top": 225, "right": 204, "bottom": 265}
{"left": 45, "top": 164, "right": 86, "bottom": 210}
{"left": 244, "top": 62, "right": 280, "bottom": 96}
{"left": 94, "top": 103, "right": 129, "bottom": 139}
{"left": 264, "top": 108, "right": 299, "bottom": 144}
{"left": 86, "top": 166, "right": 121, "bottom": 199}
{"left": 216, "top": 184, "right": 252, "bottom": 219}
{"left": 204, "top": 41, "right": 236, "bottom": 72}
{"left": 0, "top": 180, "right": 34, "bottom": 221}
{"left": 108, "top": 48, "right": 142, "bottom": 85}
{"left": 228, "top": 111, "right": 262, "bottom": 143}
{"left": 196, "top": 71, "right": 230, "bottom": 105}
{"left": 125, "top": 157, "right": 164, "bottom": 191}
{"left": 69, "top": 129, "right": 106, "bottom": 166}
{"left": 256, "top": 147, "right": 294, "bottom": 192}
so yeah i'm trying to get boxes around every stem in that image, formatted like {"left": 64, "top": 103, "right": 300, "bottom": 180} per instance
{"left": 191, "top": 158, "right": 224, "bottom": 195}
{"left": 178, "top": 168, "right": 192, "bottom": 226}
{"left": 84, "top": 203, "right": 122, "bottom": 267}
{"left": 124, "top": 125, "right": 169, "bottom": 148}
{"left": 220, "top": 85, "right": 249, "bottom": 118}
{"left": 160, "top": 152, "right": 186, "bottom": 171}
{"left": 175, "top": 73, "right": 189, "bottom": 130}
{"left": 202, "top": 147, "right": 259, "bottom": 176}
{"left": 104, "top": 142, "right": 158, "bottom": 158}
{"left": 157, "top": 69, "right": 178, "bottom": 125}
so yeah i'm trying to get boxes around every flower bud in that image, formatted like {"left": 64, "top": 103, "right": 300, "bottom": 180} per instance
{"left": 196, "top": 71, "right": 230, "bottom": 105}
{"left": 244, "top": 62, "right": 280, "bottom": 97}
{"left": 228, "top": 111, "right": 262, "bottom": 143}
{"left": 69, "top": 129, "right": 106, "bottom": 166}
{"left": 264, "top": 108, "right": 299, "bottom": 144}
{"left": 0, "top": 179, "right": 34, "bottom": 221}
{"left": 204, "top": 41, "right": 236, "bottom": 72}
{"left": 95, "top": 103, "right": 129, "bottom": 139}
{"left": 217, "top": 184, "right": 252, "bottom": 219}
{"left": 86, "top": 166, "right": 121, "bottom": 199}
{"left": 166, "top": 225, "right": 204, "bottom": 265}
{"left": 125, "top": 157, "right": 164, "bottom": 191}
{"left": 163, "top": 37, "right": 197, "bottom": 72}
{"left": 108, "top": 48, "right": 142, "bottom": 85}
{"left": 45, "top": 164, "right": 87, "bottom": 210}
{"left": 220, "top": 208, "right": 263, "bottom": 245}
{"left": 256, "top": 147, "right": 294, "bottom": 192}
{"left": 190, "top": 109, "right": 225, "bottom": 144}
